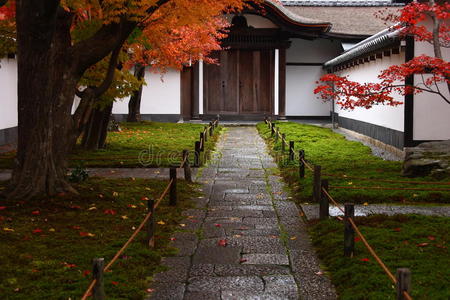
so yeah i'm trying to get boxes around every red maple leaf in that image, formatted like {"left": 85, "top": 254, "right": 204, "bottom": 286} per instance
{"left": 103, "top": 209, "right": 117, "bottom": 215}
{"left": 360, "top": 258, "right": 370, "bottom": 262}
{"left": 32, "top": 228, "right": 43, "bottom": 234}
{"left": 31, "top": 210, "right": 40, "bottom": 215}
{"left": 218, "top": 239, "right": 227, "bottom": 247}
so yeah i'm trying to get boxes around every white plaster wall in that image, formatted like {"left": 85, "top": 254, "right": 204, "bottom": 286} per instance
{"left": 286, "top": 66, "right": 330, "bottom": 116}
{"left": 113, "top": 68, "right": 181, "bottom": 115}
{"left": 336, "top": 53, "right": 405, "bottom": 132}
{"left": 0, "top": 58, "right": 18, "bottom": 130}
{"left": 287, "top": 38, "right": 343, "bottom": 63}
{"left": 413, "top": 21, "right": 450, "bottom": 140}
{"left": 285, "top": 38, "right": 342, "bottom": 116}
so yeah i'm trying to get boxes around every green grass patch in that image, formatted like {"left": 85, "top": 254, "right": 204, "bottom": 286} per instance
{"left": 0, "top": 121, "right": 222, "bottom": 168}
{"left": 0, "top": 177, "right": 200, "bottom": 299}
{"left": 309, "top": 215, "right": 450, "bottom": 299}
{"left": 257, "top": 122, "right": 450, "bottom": 204}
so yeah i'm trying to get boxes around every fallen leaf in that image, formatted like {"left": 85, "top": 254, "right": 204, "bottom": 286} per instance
{"left": 88, "top": 207, "right": 97, "bottom": 211}
{"left": 113, "top": 192, "right": 119, "bottom": 197}
{"left": 0, "top": 206, "right": 6, "bottom": 210}
{"left": 63, "top": 263, "right": 77, "bottom": 268}
{"left": 49, "top": 228, "right": 56, "bottom": 232}
{"left": 170, "top": 237, "right": 176, "bottom": 241}
{"left": 233, "top": 234, "right": 242, "bottom": 238}
{"left": 214, "top": 223, "right": 222, "bottom": 227}
{"left": 157, "top": 220, "right": 166, "bottom": 225}
{"left": 70, "top": 205, "right": 81, "bottom": 209}
{"left": 32, "top": 228, "right": 43, "bottom": 234}
{"left": 179, "top": 224, "right": 186, "bottom": 227}
{"left": 131, "top": 177, "right": 136, "bottom": 181}
{"left": 363, "top": 202, "right": 369, "bottom": 206}
{"left": 79, "top": 231, "right": 95, "bottom": 237}
{"left": 3, "top": 227, "right": 14, "bottom": 232}
{"left": 31, "top": 210, "right": 40, "bottom": 215}
{"left": 111, "top": 281, "right": 119, "bottom": 286}
{"left": 427, "top": 236, "right": 436, "bottom": 241}
{"left": 146, "top": 288, "right": 155, "bottom": 293}
{"left": 290, "top": 236, "right": 297, "bottom": 240}
{"left": 348, "top": 182, "right": 353, "bottom": 185}
{"left": 417, "top": 242, "right": 429, "bottom": 247}
{"left": 71, "top": 226, "right": 81, "bottom": 230}
{"left": 239, "top": 259, "right": 247, "bottom": 263}
{"left": 315, "top": 271, "right": 324, "bottom": 275}
{"left": 218, "top": 239, "right": 227, "bottom": 247}
{"left": 393, "top": 228, "right": 401, "bottom": 232}
{"left": 354, "top": 237, "right": 361, "bottom": 242}
{"left": 103, "top": 209, "right": 117, "bottom": 215}
{"left": 127, "top": 204, "right": 137, "bottom": 209}
{"left": 360, "top": 258, "right": 370, "bottom": 262}
{"left": 141, "top": 196, "right": 149, "bottom": 201}
{"left": 436, "top": 244, "right": 447, "bottom": 249}
{"left": 83, "top": 270, "right": 91, "bottom": 277}
{"left": 98, "top": 194, "right": 104, "bottom": 198}
{"left": 121, "top": 215, "right": 128, "bottom": 220}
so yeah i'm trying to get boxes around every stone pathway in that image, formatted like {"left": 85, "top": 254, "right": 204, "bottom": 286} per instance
{"left": 148, "top": 127, "right": 336, "bottom": 300}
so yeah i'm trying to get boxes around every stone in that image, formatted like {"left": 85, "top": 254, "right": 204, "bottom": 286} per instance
{"left": 241, "top": 254, "right": 289, "bottom": 265}
{"left": 192, "top": 247, "right": 242, "bottom": 265}
{"left": 403, "top": 140, "right": 450, "bottom": 178}
{"left": 187, "top": 276, "right": 264, "bottom": 292}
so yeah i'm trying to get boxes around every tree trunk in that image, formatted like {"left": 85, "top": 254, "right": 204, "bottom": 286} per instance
{"left": 127, "top": 65, "right": 146, "bottom": 122}
{"left": 81, "top": 103, "right": 113, "bottom": 150}
{"left": 7, "top": 4, "right": 79, "bottom": 199}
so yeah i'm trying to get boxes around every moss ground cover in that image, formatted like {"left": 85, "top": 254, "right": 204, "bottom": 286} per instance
{"left": 0, "top": 177, "right": 200, "bottom": 299}
{"left": 257, "top": 122, "right": 450, "bottom": 204}
{"left": 0, "top": 121, "right": 221, "bottom": 168}
{"left": 309, "top": 215, "right": 450, "bottom": 299}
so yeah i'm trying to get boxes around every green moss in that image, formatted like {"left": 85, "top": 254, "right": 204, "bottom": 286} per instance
{"left": 0, "top": 121, "right": 223, "bottom": 168}
{"left": 309, "top": 215, "right": 450, "bottom": 300}
{"left": 0, "top": 177, "right": 200, "bottom": 299}
{"left": 257, "top": 122, "right": 450, "bottom": 204}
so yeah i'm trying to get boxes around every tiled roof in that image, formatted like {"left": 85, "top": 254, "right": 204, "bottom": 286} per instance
{"left": 281, "top": 0, "right": 404, "bottom": 6}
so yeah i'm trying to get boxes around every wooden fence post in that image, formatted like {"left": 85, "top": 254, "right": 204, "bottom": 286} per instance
{"left": 170, "top": 167, "right": 177, "bottom": 206}
{"left": 182, "top": 150, "right": 192, "bottom": 182}
{"left": 209, "top": 122, "right": 214, "bottom": 136}
{"left": 344, "top": 203, "right": 355, "bottom": 257}
{"left": 92, "top": 258, "right": 105, "bottom": 300}
{"left": 320, "top": 179, "right": 329, "bottom": 219}
{"left": 267, "top": 120, "right": 271, "bottom": 129}
{"left": 396, "top": 268, "right": 411, "bottom": 300}
{"left": 194, "top": 141, "right": 200, "bottom": 167}
{"left": 200, "top": 132, "right": 205, "bottom": 149}
{"left": 281, "top": 134, "right": 286, "bottom": 152}
{"left": 313, "top": 165, "right": 321, "bottom": 203}
{"left": 289, "top": 141, "right": 295, "bottom": 161}
{"left": 299, "top": 150, "right": 305, "bottom": 178}
{"left": 203, "top": 127, "right": 208, "bottom": 141}
{"left": 271, "top": 124, "right": 275, "bottom": 137}
{"left": 147, "top": 199, "right": 155, "bottom": 248}
{"left": 275, "top": 128, "right": 279, "bottom": 143}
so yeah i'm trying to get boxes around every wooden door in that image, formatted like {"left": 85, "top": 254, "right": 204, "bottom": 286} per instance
{"left": 204, "top": 49, "right": 273, "bottom": 116}
{"left": 239, "top": 50, "right": 273, "bottom": 114}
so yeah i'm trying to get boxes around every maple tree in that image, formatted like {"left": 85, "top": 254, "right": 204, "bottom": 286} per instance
{"left": 0, "top": 0, "right": 259, "bottom": 199}
{"left": 314, "top": 0, "right": 450, "bottom": 110}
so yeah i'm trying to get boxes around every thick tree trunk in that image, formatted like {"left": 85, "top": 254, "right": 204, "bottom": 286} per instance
{"left": 81, "top": 103, "right": 113, "bottom": 150}
{"left": 7, "top": 3, "right": 79, "bottom": 199}
{"left": 127, "top": 65, "right": 146, "bottom": 122}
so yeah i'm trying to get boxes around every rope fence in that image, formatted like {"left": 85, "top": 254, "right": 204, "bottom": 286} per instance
{"left": 264, "top": 118, "right": 417, "bottom": 300}
{"left": 80, "top": 119, "right": 219, "bottom": 299}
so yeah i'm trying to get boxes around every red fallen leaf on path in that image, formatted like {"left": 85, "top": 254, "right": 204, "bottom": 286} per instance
{"left": 79, "top": 231, "right": 95, "bottom": 237}
{"left": 427, "top": 236, "right": 436, "bottom": 241}
{"left": 436, "top": 244, "right": 447, "bottom": 249}
{"left": 190, "top": 219, "right": 199, "bottom": 223}
{"left": 393, "top": 228, "right": 401, "bottom": 232}
{"left": 111, "top": 281, "right": 119, "bottom": 286}
{"left": 103, "top": 209, "right": 117, "bottom": 215}
{"left": 0, "top": 206, "right": 6, "bottom": 210}
{"left": 83, "top": 270, "right": 91, "bottom": 277}
{"left": 360, "top": 258, "right": 370, "bottom": 262}
{"left": 417, "top": 242, "right": 429, "bottom": 247}
{"left": 214, "top": 224, "right": 221, "bottom": 227}
{"left": 141, "top": 196, "right": 149, "bottom": 201}
{"left": 71, "top": 226, "right": 81, "bottom": 230}
{"left": 70, "top": 205, "right": 81, "bottom": 209}
{"left": 239, "top": 259, "right": 247, "bottom": 263}
{"left": 63, "top": 263, "right": 77, "bottom": 268}
{"left": 32, "top": 228, "right": 43, "bottom": 234}
{"left": 170, "top": 237, "right": 176, "bottom": 241}
{"left": 31, "top": 210, "right": 40, "bottom": 215}
{"left": 354, "top": 237, "right": 361, "bottom": 242}
{"left": 218, "top": 239, "right": 227, "bottom": 247}
{"left": 146, "top": 288, "right": 155, "bottom": 293}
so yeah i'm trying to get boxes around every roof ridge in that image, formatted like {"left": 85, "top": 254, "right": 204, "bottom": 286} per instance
{"left": 281, "top": 0, "right": 405, "bottom": 7}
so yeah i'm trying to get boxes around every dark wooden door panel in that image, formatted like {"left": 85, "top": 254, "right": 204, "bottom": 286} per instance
{"left": 204, "top": 51, "right": 222, "bottom": 113}
{"left": 239, "top": 50, "right": 254, "bottom": 113}
{"left": 258, "top": 50, "right": 273, "bottom": 113}
{"left": 223, "top": 50, "right": 239, "bottom": 113}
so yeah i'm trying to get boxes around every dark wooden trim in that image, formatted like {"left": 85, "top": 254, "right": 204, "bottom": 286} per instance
{"left": 180, "top": 66, "right": 193, "bottom": 120}
{"left": 278, "top": 48, "right": 286, "bottom": 119}
{"left": 285, "top": 116, "right": 331, "bottom": 120}
{"left": 0, "top": 126, "right": 18, "bottom": 145}
{"left": 338, "top": 115, "right": 404, "bottom": 149}
{"left": 404, "top": 35, "right": 415, "bottom": 147}
{"left": 286, "top": 62, "right": 323, "bottom": 66}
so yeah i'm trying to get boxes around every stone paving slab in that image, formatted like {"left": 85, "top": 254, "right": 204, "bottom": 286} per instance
{"left": 147, "top": 127, "right": 337, "bottom": 299}
{"left": 302, "top": 203, "right": 450, "bottom": 220}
